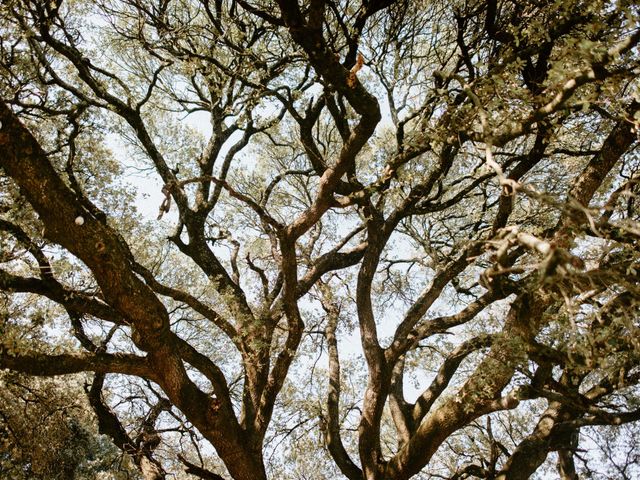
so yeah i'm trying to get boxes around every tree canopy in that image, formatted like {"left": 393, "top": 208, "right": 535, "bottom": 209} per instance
{"left": 1, "top": 0, "right": 640, "bottom": 479}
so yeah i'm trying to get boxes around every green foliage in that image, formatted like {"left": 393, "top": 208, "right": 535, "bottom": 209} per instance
{"left": 0, "top": 0, "right": 639, "bottom": 479}
{"left": 0, "top": 372, "right": 138, "bottom": 480}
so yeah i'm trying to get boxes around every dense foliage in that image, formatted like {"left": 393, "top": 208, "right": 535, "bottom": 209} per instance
{"left": 1, "top": 1, "right": 639, "bottom": 479}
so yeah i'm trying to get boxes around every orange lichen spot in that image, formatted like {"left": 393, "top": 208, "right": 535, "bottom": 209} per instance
{"left": 347, "top": 53, "right": 365, "bottom": 88}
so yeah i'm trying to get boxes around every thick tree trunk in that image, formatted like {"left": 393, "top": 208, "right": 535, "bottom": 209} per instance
{"left": 0, "top": 98, "right": 268, "bottom": 480}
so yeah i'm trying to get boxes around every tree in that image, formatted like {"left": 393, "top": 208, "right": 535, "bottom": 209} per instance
{"left": 1, "top": 0, "right": 639, "bottom": 478}
{"left": 0, "top": 371, "right": 139, "bottom": 479}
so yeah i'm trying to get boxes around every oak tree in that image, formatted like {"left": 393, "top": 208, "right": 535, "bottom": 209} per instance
{"left": 1, "top": 0, "right": 640, "bottom": 479}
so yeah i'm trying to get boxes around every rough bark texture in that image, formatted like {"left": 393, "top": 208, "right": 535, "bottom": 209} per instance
{"left": 1, "top": 1, "right": 639, "bottom": 479}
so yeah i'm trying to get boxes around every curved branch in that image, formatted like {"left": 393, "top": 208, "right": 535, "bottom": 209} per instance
{"left": 132, "top": 262, "right": 240, "bottom": 348}
{"left": 0, "top": 269, "right": 125, "bottom": 325}
{"left": 0, "top": 99, "right": 170, "bottom": 350}
{"left": 88, "top": 374, "right": 167, "bottom": 480}
{"left": 319, "top": 285, "right": 363, "bottom": 480}
{"left": 0, "top": 349, "right": 153, "bottom": 378}
{"left": 178, "top": 454, "right": 228, "bottom": 480}
{"left": 411, "top": 335, "right": 494, "bottom": 428}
